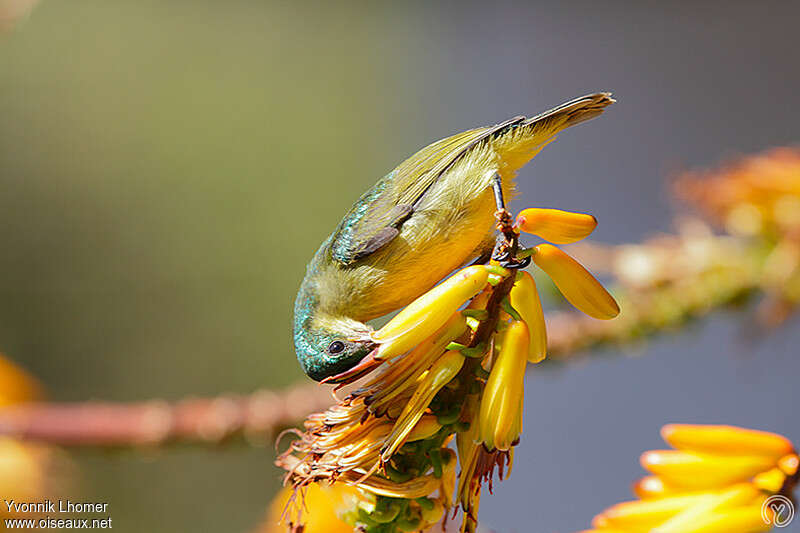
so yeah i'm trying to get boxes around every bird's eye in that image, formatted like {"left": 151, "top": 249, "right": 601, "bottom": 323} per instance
{"left": 327, "top": 340, "right": 346, "bottom": 354}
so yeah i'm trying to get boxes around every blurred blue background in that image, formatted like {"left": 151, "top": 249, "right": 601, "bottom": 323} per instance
{"left": 1, "top": 1, "right": 798, "bottom": 531}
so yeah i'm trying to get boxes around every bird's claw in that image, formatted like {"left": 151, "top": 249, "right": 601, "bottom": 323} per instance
{"left": 492, "top": 246, "right": 531, "bottom": 269}
{"left": 498, "top": 254, "right": 531, "bottom": 269}
{"left": 491, "top": 211, "right": 528, "bottom": 269}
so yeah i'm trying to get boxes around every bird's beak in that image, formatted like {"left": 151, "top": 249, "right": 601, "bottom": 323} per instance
{"left": 320, "top": 344, "right": 380, "bottom": 387}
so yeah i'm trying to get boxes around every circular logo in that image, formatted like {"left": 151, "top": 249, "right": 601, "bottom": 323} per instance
{"left": 762, "top": 495, "right": 795, "bottom": 528}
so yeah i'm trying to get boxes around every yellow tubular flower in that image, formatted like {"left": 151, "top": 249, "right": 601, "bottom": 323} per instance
{"left": 478, "top": 321, "right": 528, "bottom": 451}
{"left": 592, "top": 493, "right": 710, "bottom": 530}
{"left": 380, "top": 350, "right": 465, "bottom": 462}
{"left": 346, "top": 471, "right": 442, "bottom": 499}
{"left": 532, "top": 244, "right": 620, "bottom": 319}
{"left": 585, "top": 424, "right": 797, "bottom": 533}
{"left": 667, "top": 504, "right": 772, "bottom": 533}
{"left": 652, "top": 483, "right": 763, "bottom": 533}
{"left": 372, "top": 265, "right": 489, "bottom": 358}
{"left": 508, "top": 271, "right": 547, "bottom": 363}
{"left": 661, "top": 424, "right": 794, "bottom": 460}
{"left": 439, "top": 448, "right": 458, "bottom": 508}
{"left": 516, "top": 208, "right": 598, "bottom": 244}
{"left": 456, "top": 395, "right": 481, "bottom": 509}
{"left": 364, "top": 312, "right": 467, "bottom": 415}
{"left": 640, "top": 450, "right": 777, "bottom": 489}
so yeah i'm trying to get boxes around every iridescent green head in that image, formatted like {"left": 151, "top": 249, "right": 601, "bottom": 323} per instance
{"left": 293, "top": 284, "right": 376, "bottom": 382}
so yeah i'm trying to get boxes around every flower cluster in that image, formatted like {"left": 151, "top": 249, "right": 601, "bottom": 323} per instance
{"left": 583, "top": 424, "right": 799, "bottom": 533}
{"left": 676, "top": 148, "right": 800, "bottom": 325}
{"left": 675, "top": 148, "right": 800, "bottom": 239}
{"left": 277, "top": 207, "right": 618, "bottom": 533}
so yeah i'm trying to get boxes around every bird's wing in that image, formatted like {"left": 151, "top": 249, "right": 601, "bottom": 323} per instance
{"left": 329, "top": 92, "right": 615, "bottom": 266}
{"left": 329, "top": 117, "right": 525, "bottom": 266}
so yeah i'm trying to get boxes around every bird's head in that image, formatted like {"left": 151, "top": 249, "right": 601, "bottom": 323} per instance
{"left": 293, "top": 314, "right": 377, "bottom": 382}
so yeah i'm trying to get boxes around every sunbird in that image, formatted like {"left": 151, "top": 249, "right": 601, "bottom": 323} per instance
{"left": 294, "top": 93, "right": 614, "bottom": 381}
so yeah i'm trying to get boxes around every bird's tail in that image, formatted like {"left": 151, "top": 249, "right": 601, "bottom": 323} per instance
{"left": 523, "top": 92, "right": 615, "bottom": 129}
{"left": 490, "top": 92, "right": 615, "bottom": 171}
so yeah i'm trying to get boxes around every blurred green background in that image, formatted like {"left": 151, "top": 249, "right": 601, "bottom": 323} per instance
{"left": 2, "top": 1, "right": 799, "bottom": 532}
{"left": 1, "top": 2, "right": 435, "bottom": 530}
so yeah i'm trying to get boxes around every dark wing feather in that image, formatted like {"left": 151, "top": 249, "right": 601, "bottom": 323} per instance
{"left": 330, "top": 118, "right": 524, "bottom": 266}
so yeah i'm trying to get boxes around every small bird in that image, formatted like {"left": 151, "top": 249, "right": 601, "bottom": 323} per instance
{"left": 294, "top": 93, "right": 614, "bottom": 381}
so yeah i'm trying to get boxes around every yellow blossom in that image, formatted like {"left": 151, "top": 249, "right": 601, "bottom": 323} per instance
{"left": 381, "top": 350, "right": 464, "bottom": 461}
{"left": 653, "top": 483, "right": 765, "bottom": 533}
{"left": 533, "top": 244, "right": 620, "bottom": 319}
{"left": 372, "top": 265, "right": 489, "bottom": 359}
{"left": 360, "top": 312, "right": 467, "bottom": 417}
{"left": 661, "top": 424, "right": 793, "bottom": 459}
{"left": 516, "top": 208, "right": 598, "bottom": 244}
{"left": 585, "top": 424, "right": 798, "bottom": 533}
{"left": 640, "top": 450, "right": 777, "bottom": 489}
{"left": 478, "top": 320, "right": 528, "bottom": 452}
{"left": 508, "top": 271, "right": 547, "bottom": 363}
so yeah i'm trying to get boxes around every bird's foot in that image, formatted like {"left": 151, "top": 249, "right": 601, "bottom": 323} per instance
{"left": 492, "top": 208, "right": 528, "bottom": 268}
{"left": 492, "top": 243, "right": 531, "bottom": 269}
{"left": 494, "top": 208, "right": 515, "bottom": 239}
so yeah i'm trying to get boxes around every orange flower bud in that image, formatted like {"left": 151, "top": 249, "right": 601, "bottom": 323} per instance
{"left": 516, "top": 208, "right": 597, "bottom": 244}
